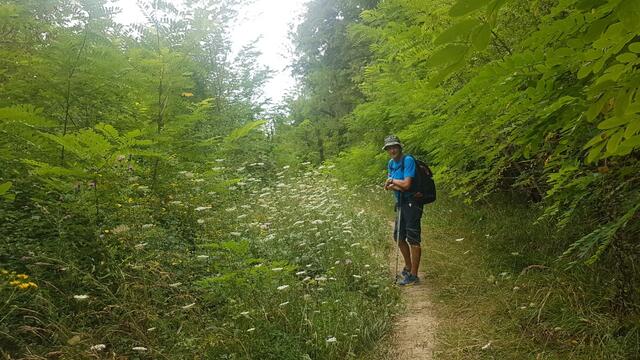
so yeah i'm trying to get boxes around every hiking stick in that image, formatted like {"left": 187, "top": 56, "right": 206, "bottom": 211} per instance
{"left": 394, "top": 198, "right": 402, "bottom": 283}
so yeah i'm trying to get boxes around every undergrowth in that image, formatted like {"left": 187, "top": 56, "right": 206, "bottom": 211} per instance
{"left": 0, "top": 166, "right": 399, "bottom": 359}
{"left": 419, "top": 193, "right": 640, "bottom": 359}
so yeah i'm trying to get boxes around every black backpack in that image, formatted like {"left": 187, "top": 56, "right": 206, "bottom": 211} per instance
{"left": 400, "top": 155, "right": 436, "bottom": 204}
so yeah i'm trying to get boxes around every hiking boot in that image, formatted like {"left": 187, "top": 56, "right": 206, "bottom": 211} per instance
{"left": 398, "top": 273, "right": 419, "bottom": 286}
{"left": 401, "top": 267, "right": 410, "bottom": 278}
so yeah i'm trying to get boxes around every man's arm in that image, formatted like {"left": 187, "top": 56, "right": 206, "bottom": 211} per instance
{"left": 388, "top": 177, "right": 412, "bottom": 191}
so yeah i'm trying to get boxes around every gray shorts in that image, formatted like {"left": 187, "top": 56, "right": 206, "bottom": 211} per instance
{"left": 393, "top": 200, "right": 424, "bottom": 245}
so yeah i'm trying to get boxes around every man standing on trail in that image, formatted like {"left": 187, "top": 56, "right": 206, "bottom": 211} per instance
{"left": 383, "top": 135, "right": 423, "bottom": 286}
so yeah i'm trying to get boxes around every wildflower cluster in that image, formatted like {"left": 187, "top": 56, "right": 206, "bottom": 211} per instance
{"left": 192, "top": 164, "right": 399, "bottom": 358}
{"left": 2, "top": 270, "right": 38, "bottom": 290}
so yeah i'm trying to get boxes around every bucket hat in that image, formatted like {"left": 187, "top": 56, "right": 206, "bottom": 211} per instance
{"left": 382, "top": 135, "right": 402, "bottom": 150}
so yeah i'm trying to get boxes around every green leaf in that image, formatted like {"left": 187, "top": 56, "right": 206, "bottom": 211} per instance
{"left": 616, "top": 53, "right": 637, "bottom": 63}
{"left": 629, "top": 42, "right": 640, "bottom": 53}
{"left": 598, "top": 116, "right": 629, "bottom": 129}
{"left": 577, "top": 64, "right": 593, "bottom": 79}
{"left": 586, "top": 141, "right": 605, "bottom": 163}
{"left": 434, "top": 18, "right": 481, "bottom": 45}
{"left": 605, "top": 131, "right": 623, "bottom": 155}
{"left": 586, "top": 95, "right": 609, "bottom": 122}
{"left": 618, "top": 135, "right": 640, "bottom": 154}
{"left": 583, "top": 133, "right": 606, "bottom": 149}
{"left": 0, "top": 181, "right": 12, "bottom": 195}
{"left": 471, "top": 23, "right": 492, "bottom": 50}
{"left": 450, "top": 0, "right": 491, "bottom": 17}
{"left": 224, "top": 120, "right": 266, "bottom": 143}
{"left": 428, "top": 44, "right": 469, "bottom": 68}
{"left": 95, "top": 123, "right": 120, "bottom": 140}
{"left": 624, "top": 116, "right": 640, "bottom": 138}
{"left": 614, "top": 90, "right": 630, "bottom": 117}
{"left": 615, "top": 0, "right": 640, "bottom": 32}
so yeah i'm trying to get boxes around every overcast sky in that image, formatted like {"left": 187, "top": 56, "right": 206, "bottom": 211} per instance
{"left": 113, "top": 0, "right": 308, "bottom": 103}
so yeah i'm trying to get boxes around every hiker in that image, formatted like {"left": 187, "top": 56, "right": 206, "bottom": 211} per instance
{"left": 383, "top": 135, "right": 423, "bottom": 286}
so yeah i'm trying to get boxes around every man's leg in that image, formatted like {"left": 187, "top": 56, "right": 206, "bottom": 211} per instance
{"left": 406, "top": 202, "right": 424, "bottom": 277}
{"left": 409, "top": 244, "right": 421, "bottom": 276}
{"left": 398, "top": 239, "right": 412, "bottom": 271}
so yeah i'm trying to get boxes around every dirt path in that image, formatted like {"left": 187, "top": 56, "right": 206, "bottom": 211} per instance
{"left": 388, "top": 222, "right": 437, "bottom": 359}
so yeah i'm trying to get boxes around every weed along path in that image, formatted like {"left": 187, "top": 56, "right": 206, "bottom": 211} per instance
{"left": 387, "top": 221, "right": 437, "bottom": 360}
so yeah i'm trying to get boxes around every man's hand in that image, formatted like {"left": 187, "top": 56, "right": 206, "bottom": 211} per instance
{"left": 384, "top": 178, "right": 394, "bottom": 190}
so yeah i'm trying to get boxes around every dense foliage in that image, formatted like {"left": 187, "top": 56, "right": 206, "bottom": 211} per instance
{"left": 287, "top": 0, "right": 639, "bottom": 285}
{"left": 3, "top": 0, "right": 640, "bottom": 358}
{"left": 0, "top": 1, "right": 398, "bottom": 358}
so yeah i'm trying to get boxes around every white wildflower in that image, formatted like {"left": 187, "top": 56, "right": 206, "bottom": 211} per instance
{"left": 247, "top": 328, "right": 255, "bottom": 332}
{"left": 455, "top": 238, "right": 465, "bottom": 242}
{"left": 352, "top": 275, "right": 362, "bottom": 279}
{"left": 271, "top": 267, "right": 283, "bottom": 272}
{"left": 195, "top": 206, "right": 211, "bottom": 211}
{"left": 141, "top": 223, "right": 155, "bottom": 229}
{"left": 132, "top": 346, "right": 147, "bottom": 351}
{"left": 215, "top": 158, "right": 225, "bottom": 162}
{"left": 481, "top": 341, "right": 492, "bottom": 350}
{"left": 73, "top": 295, "right": 89, "bottom": 300}
{"left": 277, "top": 285, "right": 290, "bottom": 291}
{"left": 240, "top": 311, "right": 250, "bottom": 316}
{"left": 90, "top": 344, "right": 106, "bottom": 351}
{"left": 169, "top": 282, "right": 182, "bottom": 287}
{"left": 197, "top": 219, "right": 205, "bottom": 224}
{"left": 295, "top": 271, "right": 306, "bottom": 276}
{"left": 279, "top": 301, "right": 289, "bottom": 307}
{"left": 326, "top": 336, "right": 337, "bottom": 343}
{"left": 196, "top": 255, "right": 209, "bottom": 259}
{"left": 230, "top": 232, "right": 241, "bottom": 237}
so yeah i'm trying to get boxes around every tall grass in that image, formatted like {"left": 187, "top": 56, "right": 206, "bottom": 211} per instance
{"left": 1, "top": 166, "right": 399, "bottom": 359}
{"left": 419, "top": 193, "right": 640, "bottom": 359}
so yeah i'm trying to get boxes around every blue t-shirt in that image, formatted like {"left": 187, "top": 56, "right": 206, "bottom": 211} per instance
{"left": 388, "top": 155, "right": 416, "bottom": 202}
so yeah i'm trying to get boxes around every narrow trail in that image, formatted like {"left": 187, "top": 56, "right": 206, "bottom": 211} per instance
{"left": 388, "top": 221, "right": 437, "bottom": 360}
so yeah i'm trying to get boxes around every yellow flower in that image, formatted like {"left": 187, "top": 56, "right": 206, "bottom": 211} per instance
{"left": 9, "top": 280, "right": 20, "bottom": 286}
{"left": 17, "top": 274, "right": 29, "bottom": 279}
{"left": 128, "top": 198, "right": 133, "bottom": 203}
{"left": 18, "top": 283, "right": 29, "bottom": 289}
{"left": 26, "top": 282, "right": 38, "bottom": 289}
